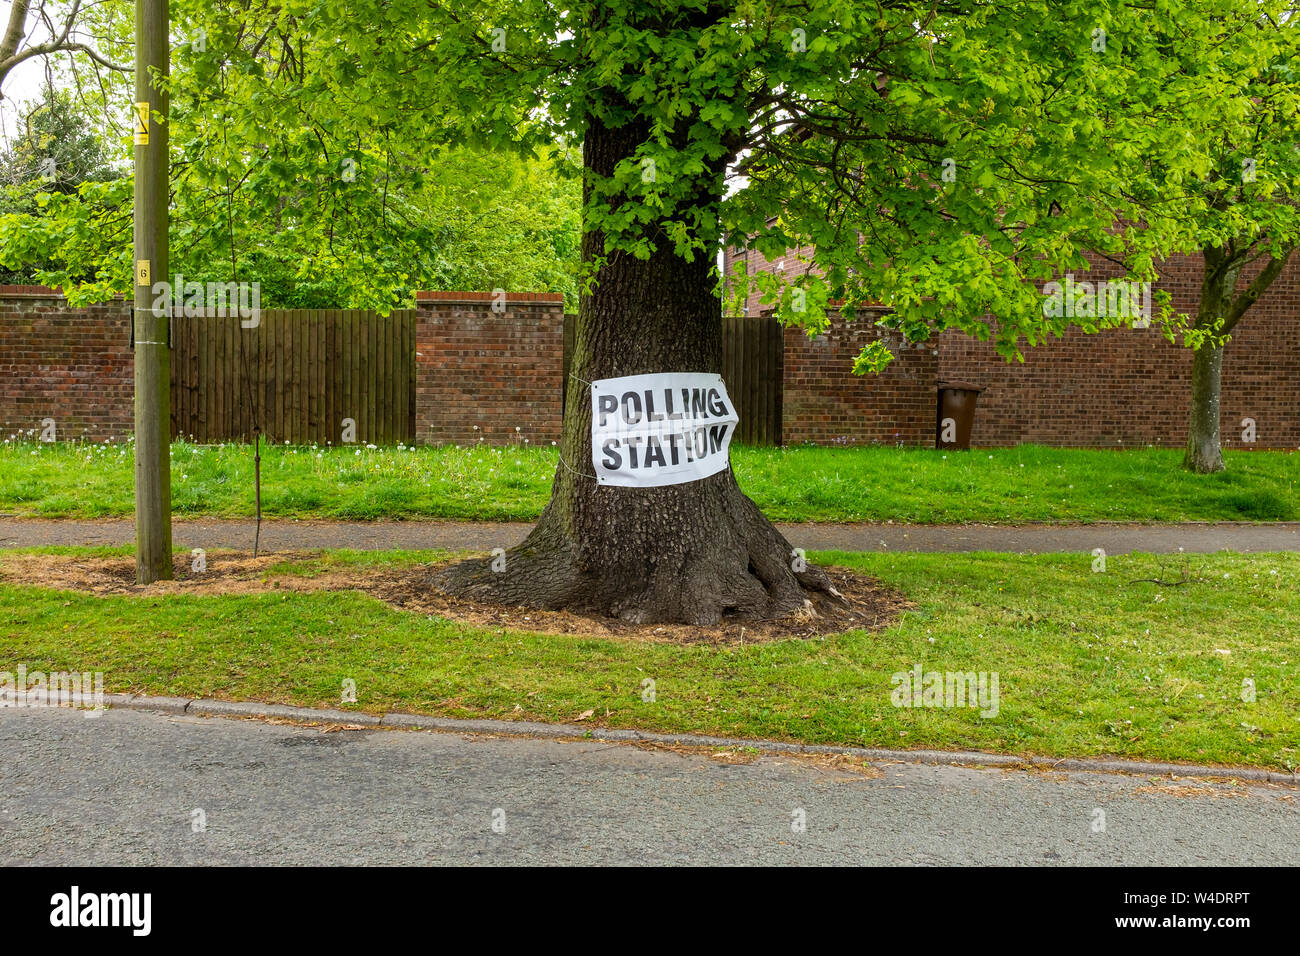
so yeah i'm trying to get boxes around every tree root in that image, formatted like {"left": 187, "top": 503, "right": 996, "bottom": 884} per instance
{"left": 435, "top": 477, "right": 844, "bottom": 626}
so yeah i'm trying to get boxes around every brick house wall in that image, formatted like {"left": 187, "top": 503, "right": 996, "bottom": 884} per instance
{"left": 414, "top": 291, "right": 565, "bottom": 445}
{"left": 731, "top": 247, "right": 1300, "bottom": 449}
{"left": 781, "top": 315, "right": 938, "bottom": 445}
{"left": 728, "top": 242, "right": 818, "bottom": 318}
{"left": 934, "top": 254, "right": 1300, "bottom": 448}
{"left": 0, "top": 287, "right": 134, "bottom": 442}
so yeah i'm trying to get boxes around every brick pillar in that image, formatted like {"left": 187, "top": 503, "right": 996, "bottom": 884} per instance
{"left": 414, "top": 291, "right": 566, "bottom": 445}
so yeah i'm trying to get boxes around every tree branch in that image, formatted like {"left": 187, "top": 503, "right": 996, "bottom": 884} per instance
{"left": 0, "top": 0, "right": 127, "bottom": 98}
{"left": 1224, "top": 246, "right": 1295, "bottom": 330}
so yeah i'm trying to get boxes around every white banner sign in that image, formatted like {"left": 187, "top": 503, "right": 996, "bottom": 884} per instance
{"left": 590, "top": 372, "right": 739, "bottom": 488}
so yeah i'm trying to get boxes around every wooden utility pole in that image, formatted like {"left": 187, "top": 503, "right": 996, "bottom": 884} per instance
{"left": 133, "top": 0, "right": 171, "bottom": 583}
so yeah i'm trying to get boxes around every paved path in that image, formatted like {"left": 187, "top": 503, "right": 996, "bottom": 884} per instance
{"left": 0, "top": 706, "right": 1294, "bottom": 865}
{"left": 3, "top": 517, "right": 1298, "bottom": 553}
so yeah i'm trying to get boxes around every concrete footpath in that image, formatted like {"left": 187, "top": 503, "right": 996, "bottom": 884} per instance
{"left": 2, "top": 517, "right": 1299, "bottom": 553}
{"left": 2, "top": 704, "right": 1296, "bottom": 865}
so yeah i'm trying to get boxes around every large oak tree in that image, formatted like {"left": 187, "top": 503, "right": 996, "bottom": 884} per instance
{"left": 27, "top": 0, "right": 1266, "bottom": 621}
{"left": 220, "top": 0, "right": 1233, "bottom": 623}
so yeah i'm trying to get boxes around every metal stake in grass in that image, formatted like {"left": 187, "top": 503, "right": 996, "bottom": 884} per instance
{"left": 253, "top": 428, "right": 262, "bottom": 558}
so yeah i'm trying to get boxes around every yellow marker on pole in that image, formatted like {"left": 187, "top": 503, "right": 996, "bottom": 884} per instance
{"left": 134, "top": 102, "right": 150, "bottom": 145}
{"left": 136, "top": 259, "right": 151, "bottom": 286}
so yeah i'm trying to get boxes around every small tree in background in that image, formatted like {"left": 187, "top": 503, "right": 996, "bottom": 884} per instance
{"left": 0, "top": 85, "right": 118, "bottom": 189}
{"left": 0, "top": 85, "right": 123, "bottom": 284}
{"left": 733, "top": 3, "right": 1299, "bottom": 475}
{"left": 1130, "top": 10, "right": 1299, "bottom": 474}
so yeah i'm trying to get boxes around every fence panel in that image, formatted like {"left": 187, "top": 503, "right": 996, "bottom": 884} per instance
{"left": 720, "top": 314, "right": 783, "bottom": 445}
{"left": 170, "top": 309, "right": 416, "bottom": 445}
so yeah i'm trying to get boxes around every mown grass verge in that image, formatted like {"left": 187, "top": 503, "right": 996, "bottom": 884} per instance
{"left": 1, "top": 547, "right": 1295, "bottom": 769}
{"left": 1, "top": 440, "right": 1296, "bottom": 523}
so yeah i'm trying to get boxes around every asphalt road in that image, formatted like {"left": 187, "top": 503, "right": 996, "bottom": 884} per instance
{"left": 2, "top": 706, "right": 1294, "bottom": 865}
{"left": 3, "top": 517, "right": 1298, "bottom": 553}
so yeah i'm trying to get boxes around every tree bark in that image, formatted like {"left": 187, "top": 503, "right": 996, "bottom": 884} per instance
{"left": 1183, "top": 340, "right": 1225, "bottom": 474}
{"left": 437, "top": 112, "right": 839, "bottom": 625}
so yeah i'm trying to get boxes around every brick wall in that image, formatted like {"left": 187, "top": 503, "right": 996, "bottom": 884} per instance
{"left": 0, "top": 288, "right": 134, "bottom": 442}
{"left": 782, "top": 314, "right": 938, "bottom": 445}
{"left": 735, "top": 250, "right": 1300, "bottom": 449}
{"left": 414, "top": 291, "right": 566, "bottom": 445}
{"left": 936, "top": 255, "right": 1300, "bottom": 449}
{"left": 4, "top": 278, "right": 1295, "bottom": 450}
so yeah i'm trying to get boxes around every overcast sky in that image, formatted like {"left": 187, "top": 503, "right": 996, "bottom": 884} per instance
{"left": 0, "top": 1, "right": 120, "bottom": 145}
{"left": 1, "top": 47, "right": 49, "bottom": 140}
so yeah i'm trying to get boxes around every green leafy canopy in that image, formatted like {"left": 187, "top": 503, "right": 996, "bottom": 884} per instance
{"left": 194, "top": 0, "right": 1297, "bottom": 363}
{"left": 5, "top": 0, "right": 1297, "bottom": 354}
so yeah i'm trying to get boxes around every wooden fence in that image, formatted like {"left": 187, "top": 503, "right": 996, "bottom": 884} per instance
{"left": 561, "top": 313, "right": 783, "bottom": 445}
{"left": 720, "top": 314, "right": 783, "bottom": 445}
{"left": 170, "top": 308, "right": 778, "bottom": 447}
{"left": 170, "top": 309, "right": 416, "bottom": 445}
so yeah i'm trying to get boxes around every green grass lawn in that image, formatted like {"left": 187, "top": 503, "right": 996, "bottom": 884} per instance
{"left": 1, "top": 439, "right": 1296, "bottom": 523}
{"left": 2, "top": 547, "right": 1296, "bottom": 769}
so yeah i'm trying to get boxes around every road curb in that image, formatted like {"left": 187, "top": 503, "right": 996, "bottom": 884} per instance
{"left": 71, "top": 693, "right": 1300, "bottom": 785}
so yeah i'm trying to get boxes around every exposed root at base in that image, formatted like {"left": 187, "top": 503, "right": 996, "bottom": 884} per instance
{"left": 412, "top": 563, "right": 902, "bottom": 643}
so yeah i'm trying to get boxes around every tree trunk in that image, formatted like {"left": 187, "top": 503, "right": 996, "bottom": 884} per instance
{"left": 1182, "top": 246, "right": 1238, "bottom": 475}
{"left": 436, "top": 114, "right": 838, "bottom": 625}
{"left": 1183, "top": 341, "right": 1225, "bottom": 473}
